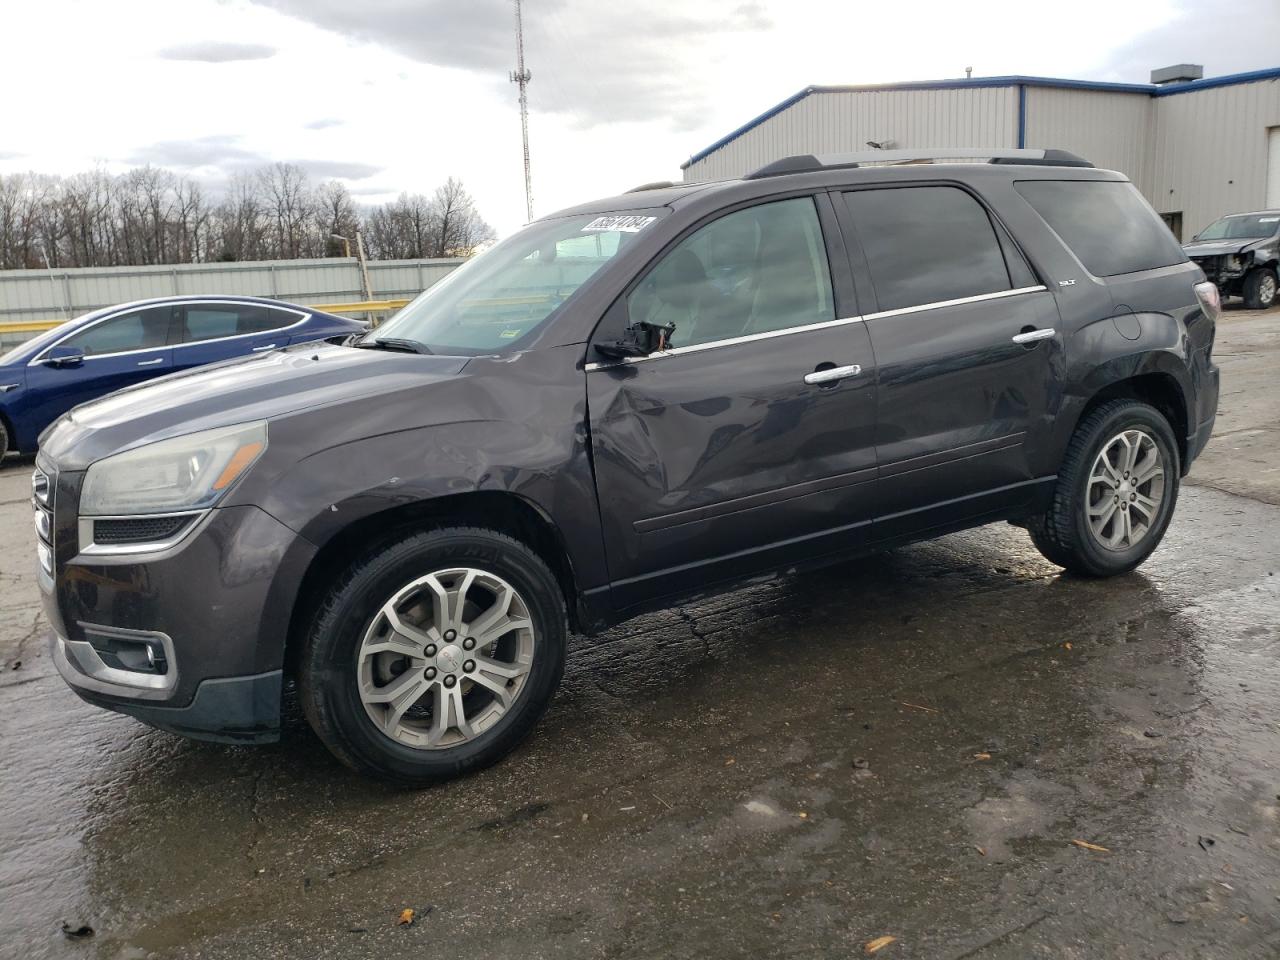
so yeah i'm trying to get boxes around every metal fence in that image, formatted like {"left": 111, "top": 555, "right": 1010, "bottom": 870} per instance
{"left": 0, "top": 257, "right": 463, "bottom": 348}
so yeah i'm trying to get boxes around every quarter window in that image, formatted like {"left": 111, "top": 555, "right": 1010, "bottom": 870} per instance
{"left": 627, "top": 197, "right": 835, "bottom": 349}
{"left": 845, "top": 186, "right": 1016, "bottom": 312}
{"left": 1015, "top": 180, "right": 1186, "bottom": 277}
{"left": 60, "top": 306, "right": 172, "bottom": 356}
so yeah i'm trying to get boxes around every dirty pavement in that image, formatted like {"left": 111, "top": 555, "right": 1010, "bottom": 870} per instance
{"left": 1, "top": 306, "right": 1278, "bottom": 959}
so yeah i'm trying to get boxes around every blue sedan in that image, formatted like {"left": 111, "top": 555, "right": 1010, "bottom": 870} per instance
{"left": 0, "top": 296, "right": 366, "bottom": 456}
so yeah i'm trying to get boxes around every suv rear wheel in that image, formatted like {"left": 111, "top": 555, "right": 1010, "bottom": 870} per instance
{"left": 1243, "top": 266, "right": 1278, "bottom": 310}
{"left": 299, "top": 527, "right": 567, "bottom": 785}
{"left": 1030, "top": 399, "right": 1180, "bottom": 577}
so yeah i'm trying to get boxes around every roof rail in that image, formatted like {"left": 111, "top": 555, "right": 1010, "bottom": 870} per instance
{"left": 743, "top": 147, "right": 1092, "bottom": 179}
{"left": 625, "top": 180, "right": 679, "bottom": 193}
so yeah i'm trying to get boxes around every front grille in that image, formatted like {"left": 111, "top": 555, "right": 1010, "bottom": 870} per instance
{"left": 93, "top": 515, "right": 194, "bottom": 545}
{"left": 32, "top": 466, "right": 54, "bottom": 575}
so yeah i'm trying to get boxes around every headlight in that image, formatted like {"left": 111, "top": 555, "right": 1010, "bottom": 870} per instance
{"left": 81, "top": 422, "right": 267, "bottom": 516}
{"left": 1223, "top": 255, "right": 1243, "bottom": 272}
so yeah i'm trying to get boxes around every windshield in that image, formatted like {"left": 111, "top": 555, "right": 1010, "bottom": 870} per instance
{"left": 0, "top": 313, "right": 89, "bottom": 366}
{"left": 1197, "top": 213, "right": 1280, "bottom": 241}
{"left": 370, "top": 211, "right": 663, "bottom": 354}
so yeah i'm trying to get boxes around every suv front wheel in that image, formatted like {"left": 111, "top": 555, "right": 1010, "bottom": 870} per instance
{"left": 1243, "top": 267, "right": 1278, "bottom": 310}
{"left": 299, "top": 527, "right": 567, "bottom": 785}
{"left": 1030, "top": 399, "right": 1180, "bottom": 577}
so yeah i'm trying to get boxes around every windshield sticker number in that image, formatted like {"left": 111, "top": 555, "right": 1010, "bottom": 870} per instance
{"left": 499, "top": 329, "right": 523, "bottom": 339}
{"left": 581, "top": 215, "right": 656, "bottom": 234}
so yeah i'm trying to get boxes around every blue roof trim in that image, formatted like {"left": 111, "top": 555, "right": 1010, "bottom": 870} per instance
{"left": 682, "top": 68, "right": 1280, "bottom": 169}
{"left": 1152, "top": 65, "right": 1280, "bottom": 95}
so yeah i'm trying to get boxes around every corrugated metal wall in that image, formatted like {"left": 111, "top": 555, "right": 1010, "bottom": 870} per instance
{"left": 1022, "top": 87, "right": 1155, "bottom": 192}
{"left": 0, "top": 257, "right": 463, "bottom": 325}
{"left": 683, "top": 87, "right": 1018, "bottom": 181}
{"left": 681, "top": 77, "right": 1280, "bottom": 243}
{"left": 1150, "top": 78, "right": 1280, "bottom": 236}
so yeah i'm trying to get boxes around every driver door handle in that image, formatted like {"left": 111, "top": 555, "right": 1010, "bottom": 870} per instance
{"left": 1012, "top": 327, "right": 1056, "bottom": 344}
{"left": 136, "top": 358, "right": 165, "bottom": 367}
{"left": 251, "top": 343, "right": 279, "bottom": 353}
{"left": 804, "top": 363, "right": 862, "bottom": 385}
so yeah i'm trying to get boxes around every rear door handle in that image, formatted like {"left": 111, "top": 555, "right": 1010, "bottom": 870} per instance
{"left": 251, "top": 343, "right": 278, "bottom": 353}
{"left": 804, "top": 363, "right": 862, "bottom": 385}
{"left": 136, "top": 358, "right": 164, "bottom": 367}
{"left": 1012, "top": 327, "right": 1055, "bottom": 345}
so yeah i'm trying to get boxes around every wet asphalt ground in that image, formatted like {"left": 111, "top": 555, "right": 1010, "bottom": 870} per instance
{"left": 2, "top": 307, "right": 1279, "bottom": 960}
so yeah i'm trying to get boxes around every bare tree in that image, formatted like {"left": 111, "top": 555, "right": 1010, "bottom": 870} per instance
{"left": 0, "top": 164, "right": 494, "bottom": 269}
{"left": 258, "top": 162, "right": 312, "bottom": 260}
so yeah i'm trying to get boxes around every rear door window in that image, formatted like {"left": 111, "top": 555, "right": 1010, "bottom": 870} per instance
{"left": 1015, "top": 180, "right": 1187, "bottom": 277}
{"left": 178, "top": 304, "right": 295, "bottom": 344}
{"left": 843, "top": 186, "right": 1017, "bottom": 312}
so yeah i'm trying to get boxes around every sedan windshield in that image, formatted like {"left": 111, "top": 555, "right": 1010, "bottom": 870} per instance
{"left": 1196, "top": 213, "right": 1280, "bottom": 241}
{"left": 370, "top": 211, "right": 663, "bottom": 354}
{"left": 0, "top": 313, "right": 92, "bottom": 366}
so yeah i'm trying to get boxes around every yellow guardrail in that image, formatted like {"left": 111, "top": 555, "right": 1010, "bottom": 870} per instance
{"left": 0, "top": 298, "right": 413, "bottom": 335}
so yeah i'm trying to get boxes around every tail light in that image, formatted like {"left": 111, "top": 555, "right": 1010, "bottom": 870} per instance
{"left": 1193, "top": 280, "right": 1221, "bottom": 324}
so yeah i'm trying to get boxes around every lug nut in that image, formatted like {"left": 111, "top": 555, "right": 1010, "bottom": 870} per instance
{"left": 444, "top": 629, "right": 457, "bottom": 641}
{"left": 425, "top": 644, "right": 437, "bottom": 657}
{"left": 1130, "top": 494, "right": 1137, "bottom": 501}
{"left": 443, "top": 675, "right": 457, "bottom": 688}
{"left": 463, "top": 637, "right": 475, "bottom": 650}
{"left": 425, "top": 666, "right": 437, "bottom": 680}
{"left": 463, "top": 659, "right": 475, "bottom": 673}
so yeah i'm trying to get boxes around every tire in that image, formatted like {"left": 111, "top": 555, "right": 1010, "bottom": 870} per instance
{"left": 299, "top": 526, "right": 567, "bottom": 785}
{"left": 0, "top": 419, "right": 8, "bottom": 463}
{"left": 1242, "top": 267, "right": 1278, "bottom": 310}
{"left": 1030, "top": 399, "right": 1180, "bottom": 577}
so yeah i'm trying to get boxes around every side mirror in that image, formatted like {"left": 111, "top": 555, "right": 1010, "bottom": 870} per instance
{"left": 43, "top": 345, "right": 85, "bottom": 368}
{"left": 594, "top": 319, "right": 676, "bottom": 360}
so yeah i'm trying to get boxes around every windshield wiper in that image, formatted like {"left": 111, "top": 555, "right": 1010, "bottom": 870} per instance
{"left": 355, "top": 337, "right": 433, "bottom": 355}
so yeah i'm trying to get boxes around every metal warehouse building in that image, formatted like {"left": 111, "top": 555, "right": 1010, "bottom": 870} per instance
{"left": 681, "top": 66, "right": 1280, "bottom": 241}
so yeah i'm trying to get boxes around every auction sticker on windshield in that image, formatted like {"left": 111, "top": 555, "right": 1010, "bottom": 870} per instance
{"left": 581, "top": 215, "right": 656, "bottom": 233}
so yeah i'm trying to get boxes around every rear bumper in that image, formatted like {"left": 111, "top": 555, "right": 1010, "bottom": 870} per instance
{"left": 53, "top": 631, "right": 283, "bottom": 743}
{"left": 1187, "top": 412, "right": 1216, "bottom": 469}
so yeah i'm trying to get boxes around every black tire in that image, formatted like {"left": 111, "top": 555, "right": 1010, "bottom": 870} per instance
{"left": 0, "top": 419, "right": 8, "bottom": 463}
{"left": 299, "top": 526, "right": 567, "bottom": 785}
{"left": 1030, "top": 399, "right": 1180, "bottom": 577}
{"left": 1242, "top": 266, "right": 1278, "bottom": 310}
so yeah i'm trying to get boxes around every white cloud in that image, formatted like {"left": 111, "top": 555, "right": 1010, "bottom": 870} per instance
{"left": 1, "top": 0, "right": 1271, "bottom": 237}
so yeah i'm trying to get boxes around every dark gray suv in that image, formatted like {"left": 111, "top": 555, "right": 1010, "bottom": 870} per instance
{"left": 38, "top": 148, "right": 1220, "bottom": 783}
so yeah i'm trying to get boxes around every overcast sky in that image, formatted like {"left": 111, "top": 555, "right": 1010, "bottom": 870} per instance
{"left": 3, "top": 0, "right": 1277, "bottom": 237}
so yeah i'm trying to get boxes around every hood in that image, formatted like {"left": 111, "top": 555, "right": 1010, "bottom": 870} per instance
{"left": 40, "top": 342, "right": 469, "bottom": 469}
{"left": 1181, "top": 238, "right": 1268, "bottom": 257}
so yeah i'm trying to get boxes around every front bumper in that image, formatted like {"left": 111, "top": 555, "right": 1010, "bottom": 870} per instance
{"left": 41, "top": 484, "right": 316, "bottom": 743}
{"left": 53, "top": 631, "right": 283, "bottom": 743}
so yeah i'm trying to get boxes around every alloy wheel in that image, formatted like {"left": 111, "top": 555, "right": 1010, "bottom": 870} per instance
{"left": 1260, "top": 272, "right": 1277, "bottom": 306}
{"left": 357, "top": 567, "right": 536, "bottom": 749}
{"left": 1085, "top": 429, "right": 1165, "bottom": 551}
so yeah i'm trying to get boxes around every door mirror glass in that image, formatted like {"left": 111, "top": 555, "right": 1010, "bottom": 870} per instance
{"left": 43, "top": 345, "right": 85, "bottom": 367}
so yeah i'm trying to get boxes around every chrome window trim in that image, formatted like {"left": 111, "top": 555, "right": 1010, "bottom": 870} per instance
{"left": 28, "top": 299, "right": 311, "bottom": 366}
{"left": 861, "top": 285, "right": 1047, "bottom": 322}
{"left": 585, "top": 285, "right": 1048, "bottom": 371}
{"left": 77, "top": 509, "right": 209, "bottom": 558}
